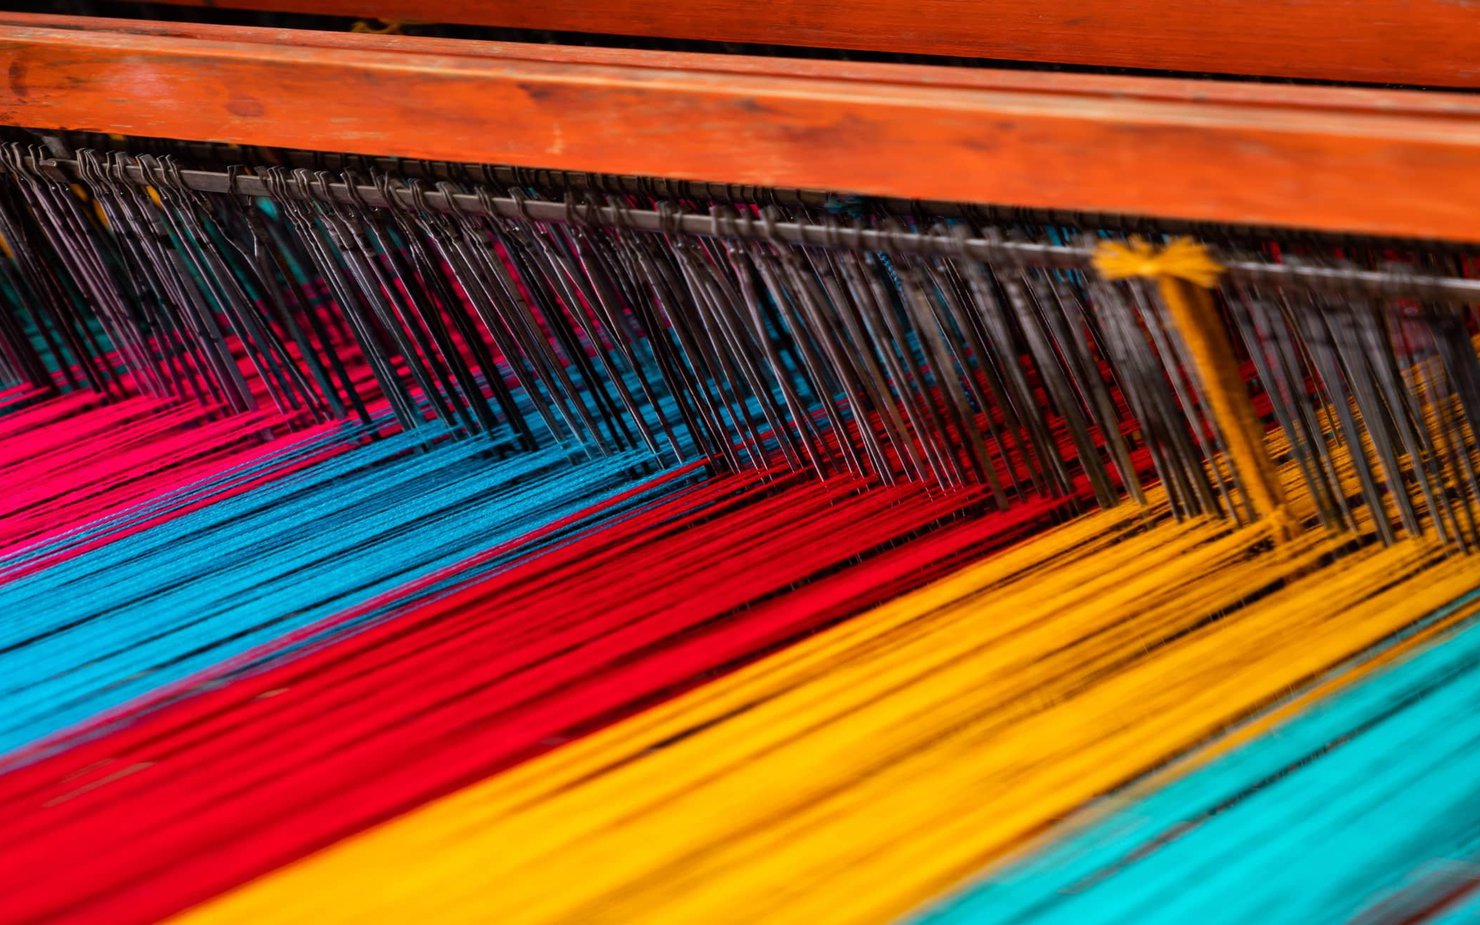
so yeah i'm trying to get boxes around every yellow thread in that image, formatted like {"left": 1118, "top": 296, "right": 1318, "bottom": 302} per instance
{"left": 175, "top": 537, "right": 1468, "bottom": 925}
{"left": 1092, "top": 235, "right": 1224, "bottom": 289}
{"left": 175, "top": 425, "right": 1478, "bottom": 925}
{"left": 0, "top": 229, "right": 10, "bottom": 261}
{"left": 168, "top": 254, "right": 1480, "bottom": 925}
{"left": 1096, "top": 237, "right": 1292, "bottom": 535}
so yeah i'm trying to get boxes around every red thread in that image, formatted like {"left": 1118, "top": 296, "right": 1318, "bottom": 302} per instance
{"left": 0, "top": 470, "right": 1067, "bottom": 925}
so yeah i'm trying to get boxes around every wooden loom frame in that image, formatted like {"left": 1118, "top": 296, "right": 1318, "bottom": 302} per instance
{"left": 115, "top": 0, "right": 1480, "bottom": 88}
{"left": 3, "top": 12, "right": 1480, "bottom": 242}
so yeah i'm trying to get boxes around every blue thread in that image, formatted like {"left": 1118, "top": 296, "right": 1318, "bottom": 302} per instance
{"left": 914, "top": 597, "right": 1480, "bottom": 925}
{"left": 0, "top": 419, "right": 685, "bottom": 758}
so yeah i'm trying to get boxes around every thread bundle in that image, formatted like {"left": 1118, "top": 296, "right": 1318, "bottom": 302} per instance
{"left": 168, "top": 481, "right": 1480, "bottom": 925}
{"left": 0, "top": 433, "right": 681, "bottom": 755}
{"left": 1, "top": 402, "right": 1475, "bottom": 923}
{"left": 917, "top": 591, "right": 1480, "bottom": 924}
{"left": 0, "top": 142, "right": 1478, "bottom": 925}
{"left": 0, "top": 471, "right": 1068, "bottom": 923}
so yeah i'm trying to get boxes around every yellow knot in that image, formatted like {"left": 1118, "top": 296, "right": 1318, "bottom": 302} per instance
{"left": 1092, "top": 235, "right": 1225, "bottom": 289}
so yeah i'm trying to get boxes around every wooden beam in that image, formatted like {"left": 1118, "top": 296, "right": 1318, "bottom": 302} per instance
{"left": 109, "top": 0, "right": 1480, "bottom": 88}
{"left": 14, "top": 14, "right": 1478, "bottom": 109}
{"left": 4, "top": 14, "right": 1480, "bottom": 242}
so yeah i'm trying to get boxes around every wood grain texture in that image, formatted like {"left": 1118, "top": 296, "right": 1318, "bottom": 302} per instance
{"left": 111, "top": 0, "right": 1480, "bottom": 88}
{"left": 5, "top": 14, "right": 1480, "bottom": 241}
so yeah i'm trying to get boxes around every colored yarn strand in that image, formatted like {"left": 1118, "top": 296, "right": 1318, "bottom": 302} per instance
{"left": 169, "top": 482, "right": 1480, "bottom": 925}
{"left": 916, "top": 600, "right": 1480, "bottom": 924}
{"left": 0, "top": 419, "right": 674, "bottom": 757}
{"left": 0, "top": 470, "right": 1066, "bottom": 924}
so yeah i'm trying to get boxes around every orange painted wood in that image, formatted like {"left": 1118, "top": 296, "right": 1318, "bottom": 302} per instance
{"left": 14, "top": 13, "right": 1480, "bottom": 115}
{"left": 4, "top": 14, "right": 1480, "bottom": 242}
{"left": 112, "top": 0, "right": 1480, "bottom": 88}
{"left": 11, "top": 13, "right": 1479, "bottom": 116}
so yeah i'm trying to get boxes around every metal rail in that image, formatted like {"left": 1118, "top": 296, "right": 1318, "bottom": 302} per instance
{"left": 8, "top": 152, "right": 1480, "bottom": 302}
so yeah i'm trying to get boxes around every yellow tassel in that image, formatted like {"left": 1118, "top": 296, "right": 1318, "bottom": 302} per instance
{"left": 1094, "top": 236, "right": 1292, "bottom": 537}
{"left": 1092, "top": 235, "right": 1225, "bottom": 289}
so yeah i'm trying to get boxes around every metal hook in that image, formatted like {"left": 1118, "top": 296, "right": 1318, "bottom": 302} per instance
{"left": 106, "top": 152, "right": 133, "bottom": 198}
{"left": 289, "top": 168, "right": 317, "bottom": 205}
{"left": 508, "top": 186, "right": 533, "bottom": 222}
{"left": 134, "top": 153, "right": 161, "bottom": 191}
{"left": 225, "top": 164, "right": 245, "bottom": 200}
{"left": 473, "top": 184, "right": 501, "bottom": 223}
{"left": 311, "top": 170, "right": 340, "bottom": 210}
{"left": 407, "top": 177, "right": 433, "bottom": 214}
{"left": 262, "top": 165, "right": 291, "bottom": 203}
{"left": 160, "top": 155, "right": 190, "bottom": 195}
{"left": 26, "top": 146, "right": 46, "bottom": 181}
{"left": 340, "top": 169, "right": 370, "bottom": 211}
{"left": 148, "top": 154, "right": 180, "bottom": 199}
{"left": 372, "top": 172, "right": 400, "bottom": 213}
{"left": 434, "top": 180, "right": 467, "bottom": 217}
{"left": 73, "top": 148, "right": 101, "bottom": 188}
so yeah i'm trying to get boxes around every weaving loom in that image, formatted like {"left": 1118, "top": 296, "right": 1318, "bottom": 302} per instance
{"left": 0, "top": 1, "right": 1478, "bottom": 922}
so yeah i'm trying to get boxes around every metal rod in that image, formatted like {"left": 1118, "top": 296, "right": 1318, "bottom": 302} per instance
{"left": 11, "top": 154, "right": 1480, "bottom": 302}
{"left": 61, "top": 133, "right": 1459, "bottom": 252}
